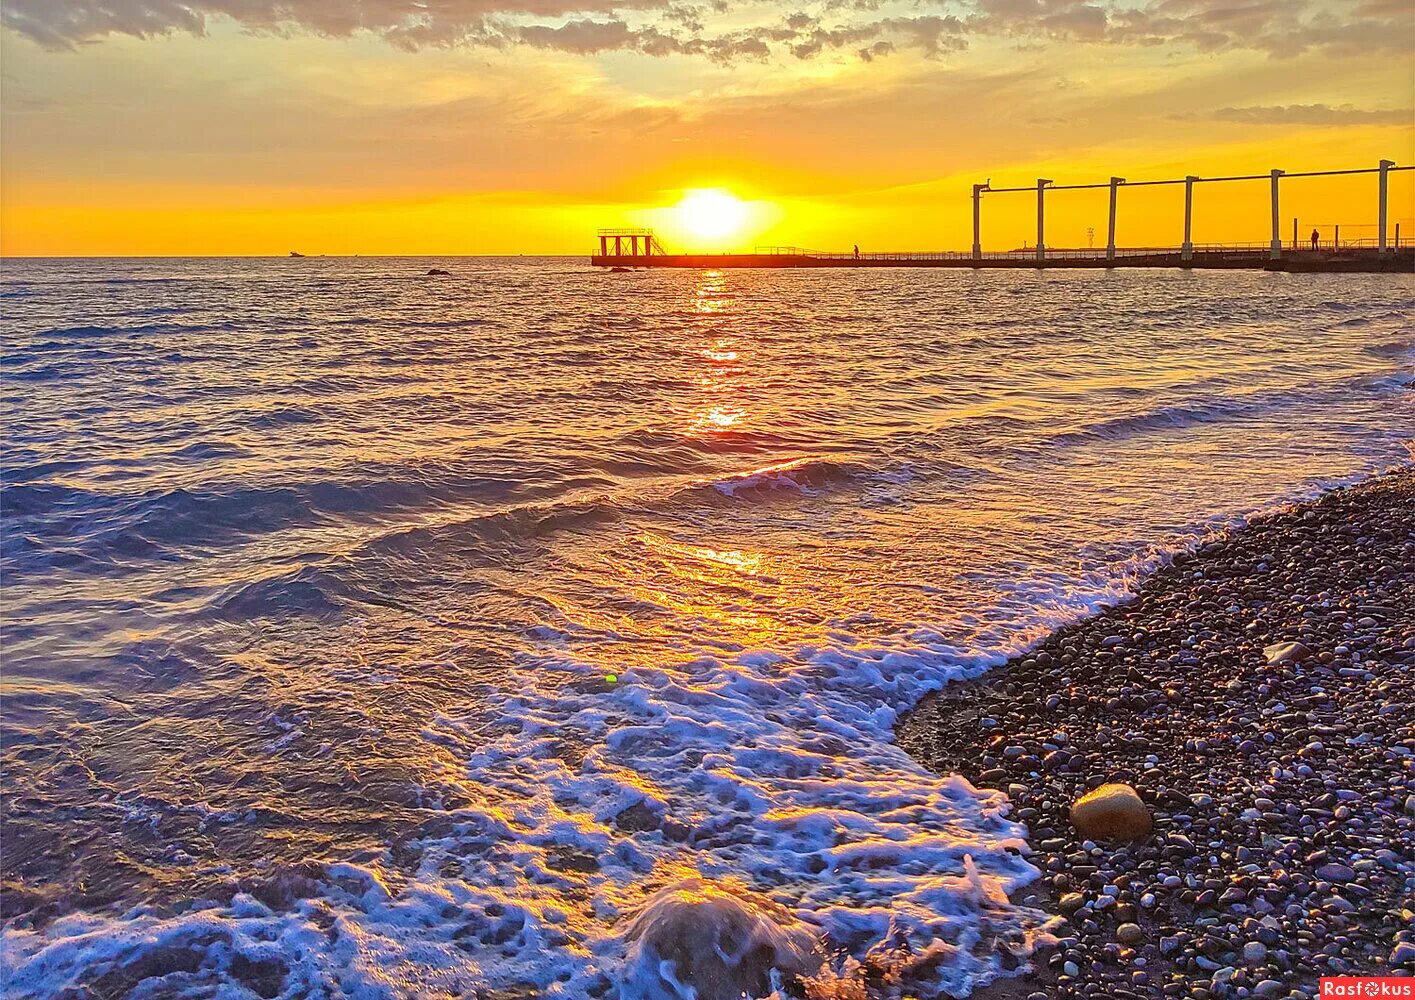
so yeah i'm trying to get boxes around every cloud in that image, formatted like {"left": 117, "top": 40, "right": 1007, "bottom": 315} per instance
{"left": 1106, "top": 0, "right": 1414, "bottom": 56}
{"left": 517, "top": 18, "right": 635, "bottom": 53}
{"left": 0, "top": 0, "right": 649, "bottom": 50}
{"left": 1208, "top": 104, "right": 1413, "bottom": 126}
{"left": 4, "top": 0, "right": 1411, "bottom": 61}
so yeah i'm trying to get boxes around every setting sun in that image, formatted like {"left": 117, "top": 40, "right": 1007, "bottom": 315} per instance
{"left": 676, "top": 189, "right": 749, "bottom": 240}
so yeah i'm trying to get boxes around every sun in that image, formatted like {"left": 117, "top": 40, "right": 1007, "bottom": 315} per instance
{"left": 676, "top": 189, "right": 749, "bottom": 241}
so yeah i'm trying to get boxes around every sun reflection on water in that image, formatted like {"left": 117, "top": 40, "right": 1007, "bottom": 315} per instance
{"left": 687, "top": 271, "right": 754, "bottom": 438}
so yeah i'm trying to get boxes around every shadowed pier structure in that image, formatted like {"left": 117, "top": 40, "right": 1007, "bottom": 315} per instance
{"left": 592, "top": 161, "right": 1414, "bottom": 273}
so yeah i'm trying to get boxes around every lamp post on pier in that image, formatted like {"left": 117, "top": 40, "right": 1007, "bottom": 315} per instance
{"left": 972, "top": 182, "right": 989, "bottom": 261}
{"left": 1269, "top": 169, "right": 1284, "bottom": 260}
{"left": 1378, "top": 159, "right": 1395, "bottom": 252}
{"left": 1107, "top": 177, "right": 1124, "bottom": 262}
{"left": 1036, "top": 178, "right": 1053, "bottom": 262}
{"left": 1181, "top": 176, "right": 1199, "bottom": 262}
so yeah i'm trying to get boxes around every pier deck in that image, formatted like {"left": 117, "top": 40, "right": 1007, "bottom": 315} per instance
{"left": 591, "top": 246, "right": 1415, "bottom": 272}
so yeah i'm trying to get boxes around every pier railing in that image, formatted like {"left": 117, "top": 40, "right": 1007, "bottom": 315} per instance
{"left": 971, "top": 161, "right": 1411, "bottom": 261}
{"left": 746, "top": 244, "right": 1368, "bottom": 262}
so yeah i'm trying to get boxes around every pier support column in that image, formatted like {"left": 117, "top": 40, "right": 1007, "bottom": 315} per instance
{"left": 1182, "top": 175, "right": 1198, "bottom": 261}
{"left": 1334, "top": 224, "right": 1339, "bottom": 250}
{"left": 972, "top": 183, "right": 989, "bottom": 261}
{"left": 615, "top": 235, "right": 623, "bottom": 256}
{"left": 1269, "top": 170, "right": 1284, "bottom": 260}
{"left": 1107, "top": 177, "right": 1124, "bottom": 261}
{"left": 1036, "top": 178, "right": 1052, "bottom": 262}
{"left": 599, "top": 235, "right": 608, "bottom": 256}
{"left": 1378, "top": 159, "right": 1395, "bottom": 252}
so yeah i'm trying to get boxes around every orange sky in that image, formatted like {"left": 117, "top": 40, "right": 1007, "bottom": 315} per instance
{"left": 2, "top": 0, "right": 1412, "bottom": 256}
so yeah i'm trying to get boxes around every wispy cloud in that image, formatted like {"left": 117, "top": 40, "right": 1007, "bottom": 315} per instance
{"left": 1207, "top": 104, "right": 1413, "bottom": 126}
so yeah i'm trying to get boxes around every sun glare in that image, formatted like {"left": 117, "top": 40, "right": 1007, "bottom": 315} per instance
{"left": 676, "top": 189, "right": 749, "bottom": 241}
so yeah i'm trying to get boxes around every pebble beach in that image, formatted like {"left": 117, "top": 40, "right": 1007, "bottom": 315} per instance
{"left": 900, "top": 467, "right": 1415, "bottom": 999}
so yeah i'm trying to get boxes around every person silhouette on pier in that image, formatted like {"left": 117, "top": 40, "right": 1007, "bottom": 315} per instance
{"left": 1310, "top": 228, "right": 1320, "bottom": 250}
{"left": 853, "top": 244, "right": 860, "bottom": 259}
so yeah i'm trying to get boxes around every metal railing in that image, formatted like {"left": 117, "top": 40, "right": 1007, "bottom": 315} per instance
{"left": 750, "top": 244, "right": 1325, "bottom": 260}
{"left": 594, "top": 241, "right": 1410, "bottom": 260}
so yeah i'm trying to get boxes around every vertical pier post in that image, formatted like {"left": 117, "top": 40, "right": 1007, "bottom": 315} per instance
{"left": 1107, "top": 177, "right": 1124, "bottom": 261}
{"left": 1334, "top": 224, "right": 1339, "bottom": 250}
{"left": 1182, "top": 175, "right": 1198, "bottom": 261}
{"left": 599, "top": 234, "right": 608, "bottom": 256}
{"left": 1036, "top": 179, "right": 1052, "bottom": 262}
{"left": 614, "top": 235, "right": 623, "bottom": 256}
{"left": 1378, "top": 159, "right": 1394, "bottom": 252}
{"left": 972, "top": 183, "right": 989, "bottom": 261}
{"left": 1269, "top": 170, "right": 1284, "bottom": 260}
{"left": 1292, "top": 218, "right": 1298, "bottom": 251}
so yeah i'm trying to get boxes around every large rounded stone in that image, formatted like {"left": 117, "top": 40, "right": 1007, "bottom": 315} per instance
{"left": 1263, "top": 640, "right": 1312, "bottom": 665}
{"left": 1069, "top": 783, "right": 1152, "bottom": 840}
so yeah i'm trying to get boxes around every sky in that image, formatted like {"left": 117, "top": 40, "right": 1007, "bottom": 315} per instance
{"left": 2, "top": 0, "right": 1413, "bottom": 255}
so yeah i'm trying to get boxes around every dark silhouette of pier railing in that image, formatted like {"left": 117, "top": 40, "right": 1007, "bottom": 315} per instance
{"left": 751, "top": 242, "right": 1341, "bottom": 262}
{"left": 973, "top": 160, "right": 1411, "bottom": 262}
{"left": 590, "top": 159, "right": 1413, "bottom": 272}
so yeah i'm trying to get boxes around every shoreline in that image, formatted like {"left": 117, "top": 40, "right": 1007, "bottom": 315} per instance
{"left": 899, "top": 467, "right": 1415, "bottom": 999}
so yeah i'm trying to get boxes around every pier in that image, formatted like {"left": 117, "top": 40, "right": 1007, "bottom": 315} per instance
{"left": 592, "top": 161, "right": 1415, "bottom": 272}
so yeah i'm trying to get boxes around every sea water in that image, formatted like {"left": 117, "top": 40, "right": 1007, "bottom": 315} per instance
{"left": 2, "top": 257, "right": 1412, "bottom": 997}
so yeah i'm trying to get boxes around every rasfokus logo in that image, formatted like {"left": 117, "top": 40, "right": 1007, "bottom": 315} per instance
{"left": 1320, "top": 979, "right": 1415, "bottom": 998}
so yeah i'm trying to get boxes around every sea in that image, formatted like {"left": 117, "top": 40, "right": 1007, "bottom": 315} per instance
{"left": 2, "top": 257, "right": 1412, "bottom": 998}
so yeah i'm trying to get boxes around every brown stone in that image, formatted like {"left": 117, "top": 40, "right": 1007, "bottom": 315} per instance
{"left": 1069, "top": 783, "right": 1152, "bottom": 840}
{"left": 1263, "top": 640, "right": 1312, "bottom": 665}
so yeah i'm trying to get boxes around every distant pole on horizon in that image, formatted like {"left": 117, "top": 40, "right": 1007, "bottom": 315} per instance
{"left": 1379, "top": 159, "right": 1395, "bottom": 252}
{"left": 1036, "top": 179, "right": 1053, "bottom": 262}
{"left": 1269, "top": 169, "right": 1285, "bottom": 260}
{"left": 1182, "top": 175, "right": 1199, "bottom": 262}
{"left": 1107, "top": 177, "right": 1124, "bottom": 261}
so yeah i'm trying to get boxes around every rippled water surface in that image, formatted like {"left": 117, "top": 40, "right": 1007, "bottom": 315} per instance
{"left": 2, "top": 257, "right": 1412, "bottom": 997}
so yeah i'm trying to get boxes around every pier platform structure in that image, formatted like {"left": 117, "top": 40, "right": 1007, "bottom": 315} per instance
{"left": 591, "top": 161, "right": 1414, "bottom": 272}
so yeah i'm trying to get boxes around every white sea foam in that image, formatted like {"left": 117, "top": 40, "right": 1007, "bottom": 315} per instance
{"left": 4, "top": 547, "right": 1218, "bottom": 999}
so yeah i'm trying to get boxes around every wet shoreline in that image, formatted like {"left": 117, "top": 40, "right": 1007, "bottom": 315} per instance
{"left": 899, "top": 467, "right": 1415, "bottom": 999}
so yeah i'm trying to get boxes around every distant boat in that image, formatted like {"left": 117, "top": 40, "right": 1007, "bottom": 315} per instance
{"left": 289, "top": 251, "right": 306, "bottom": 258}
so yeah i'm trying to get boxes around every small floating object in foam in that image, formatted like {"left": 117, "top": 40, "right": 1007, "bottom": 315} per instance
{"left": 606, "top": 674, "right": 618, "bottom": 683}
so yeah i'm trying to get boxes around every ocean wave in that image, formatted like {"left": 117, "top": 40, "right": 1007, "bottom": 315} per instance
{"left": 1364, "top": 335, "right": 1415, "bottom": 359}
{"left": 708, "top": 456, "right": 857, "bottom": 496}
{"left": 1044, "top": 372, "right": 1409, "bottom": 448}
